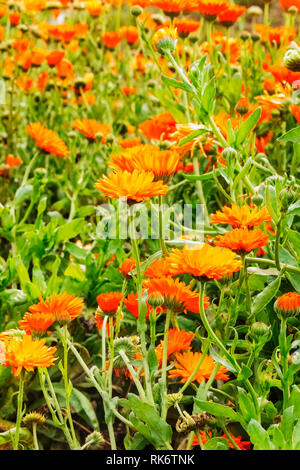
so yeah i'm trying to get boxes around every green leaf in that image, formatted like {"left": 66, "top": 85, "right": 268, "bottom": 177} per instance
{"left": 237, "top": 387, "right": 257, "bottom": 423}
{"left": 236, "top": 107, "right": 261, "bottom": 146}
{"left": 0, "top": 79, "right": 6, "bottom": 105}
{"left": 56, "top": 218, "right": 85, "bottom": 243}
{"left": 178, "top": 127, "right": 209, "bottom": 147}
{"left": 184, "top": 170, "right": 220, "bottom": 182}
{"left": 64, "top": 263, "right": 86, "bottom": 282}
{"left": 203, "top": 437, "right": 230, "bottom": 450}
{"left": 126, "top": 394, "right": 172, "bottom": 449}
{"left": 247, "top": 419, "right": 273, "bottom": 450}
{"left": 278, "top": 125, "right": 300, "bottom": 143}
{"left": 161, "top": 74, "right": 193, "bottom": 93}
{"left": 251, "top": 275, "right": 282, "bottom": 316}
{"left": 202, "top": 79, "right": 216, "bottom": 114}
{"left": 193, "top": 399, "right": 240, "bottom": 421}
{"left": 14, "top": 185, "right": 33, "bottom": 206}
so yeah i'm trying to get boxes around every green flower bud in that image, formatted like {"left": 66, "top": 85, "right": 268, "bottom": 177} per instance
{"left": 84, "top": 431, "right": 105, "bottom": 450}
{"left": 283, "top": 44, "right": 300, "bottom": 72}
{"left": 222, "top": 146, "right": 237, "bottom": 161}
{"left": 131, "top": 5, "right": 143, "bottom": 17}
{"left": 112, "top": 336, "right": 138, "bottom": 369}
{"left": 250, "top": 321, "right": 271, "bottom": 342}
{"left": 252, "top": 193, "right": 264, "bottom": 206}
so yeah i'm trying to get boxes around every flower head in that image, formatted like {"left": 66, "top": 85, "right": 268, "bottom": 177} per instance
{"left": 166, "top": 244, "right": 241, "bottom": 281}
{"left": 274, "top": 292, "right": 300, "bottom": 318}
{"left": 95, "top": 169, "right": 169, "bottom": 202}
{"left": 28, "top": 293, "right": 84, "bottom": 325}
{"left": 169, "top": 351, "right": 229, "bottom": 383}
{"left": 26, "top": 123, "right": 69, "bottom": 158}
{"left": 155, "top": 328, "right": 195, "bottom": 365}
{"left": 210, "top": 204, "right": 271, "bottom": 228}
{"left": 3, "top": 335, "right": 56, "bottom": 376}
{"left": 96, "top": 292, "right": 123, "bottom": 316}
{"left": 213, "top": 228, "right": 268, "bottom": 254}
{"left": 72, "top": 119, "right": 110, "bottom": 142}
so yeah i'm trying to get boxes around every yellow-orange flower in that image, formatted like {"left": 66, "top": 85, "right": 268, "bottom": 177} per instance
{"left": 168, "top": 351, "right": 229, "bottom": 383}
{"left": 144, "top": 258, "right": 173, "bottom": 278}
{"left": 210, "top": 204, "right": 271, "bottom": 228}
{"left": 72, "top": 119, "right": 110, "bottom": 142}
{"left": 3, "top": 335, "right": 56, "bottom": 376}
{"left": 95, "top": 169, "right": 169, "bottom": 202}
{"left": 108, "top": 145, "right": 181, "bottom": 182}
{"left": 155, "top": 328, "right": 195, "bottom": 365}
{"left": 213, "top": 228, "right": 269, "bottom": 254}
{"left": 139, "top": 113, "right": 177, "bottom": 141}
{"left": 143, "top": 277, "right": 210, "bottom": 313}
{"left": 26, "top": 123, "right": 69, "bottom": 158}
{"left": 166, "top": 244, "right": 241, "bottom": 280}
{"left": 274, "top": 292, "right": 300, "bottom": 316}
{"left": 19, "top": 312, "right": 55, "bottom": 337}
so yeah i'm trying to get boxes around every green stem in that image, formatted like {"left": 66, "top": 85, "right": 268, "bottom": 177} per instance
{"left": 32, "top": 423, "right": 39, "bottom": 450}
{"left": 12, "top": 370, "right": 25, "bottom": 450}
{"left": 158, "top": 194, "right": 168, "bottom": 256}
{"left": 161, "top": 309, "right": 172, "bottom": 420}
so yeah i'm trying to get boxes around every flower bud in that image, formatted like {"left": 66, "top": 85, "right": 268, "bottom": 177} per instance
{"left": 131, "top": 5, "right": 143, "bottom": 16}
{"left": 235, "top": 97, "right": 250, "bottom": 115}
{"left": 247, "top": 6, "right": 263, "bottom": 17}
{"left": 250, "top": 321, "right": 271, "bottom": 342}
{"left": 252, "top": 193, "right": 264, "bottom": 206}
{"left": 166, "top": 392, "right": 183, "bottom": 407}
{"left": 112, "top": 336, "right": 138, "bottom": 369}
{"left": 240, "top": 30, "right": 250, "bottom": 41}
{"left": 288, "top": 6, "right": 298, "bottom": 15}
{"left": 152, "top": 27, "right": 177, "bottom": 55}
{"left": 84, "top": 431, "right": 105, "bottom": 449}
{"left": 23, "top": 411, "right": 46, "bottom": 428}
{"left": 279, "top": 186, "right": 296, "bottom": 212}
{"left": 222, "top": 146, "right": 237, "bottom": 161}
{"left": 283, "top": 45, "right": 300, "bottom": 72}
{"left": 146, "top": 291, "right": 164, "bottom": 308}
{"left": 274, "top": 292, "right": 300, "bottom": 319}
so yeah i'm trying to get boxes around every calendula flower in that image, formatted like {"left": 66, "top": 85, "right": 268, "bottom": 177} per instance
{"left": 168, "top": 351, "right": 229, "bottom": 383}
{"left": 85, "top": 1, "right": 102, "bottom": 16}
{"left": 9, "top": 12, "right": 21, "bottom": 25}
{"left": 218, "top": 4, "right": 246, "bottom": 27}
{"left": 280, "top": 0, "right": 300, "bottom": 11}
{"left": 95, "top": 169, "right": 169, "bottom": 202}
{"left": 193, "top": 431, "right": 251, "bottom": 450}
{"left": 3, "top": 335, "right": 56, "bottom": 376}
{"left": 119, "top": 258, "right": 136, "bottom": 278}
{"left": 144, "top": 258, "right": 173, "bottom": 278}
{"left": 72, "top": 119, "right": 110, "bottom": 142}
{"left": 198, "top": 0, "right": 229, "bottom": 20}
{"left": 139, "top": 113, "right": 177, "bottom": 140}
{"left": 121, "top": 26, "right": 139, "bottom": 43}
{"left": 119, "top": 137, "right": 141, "bottom": 148}
{"left": 26, "top": 123, "right": 70, "bottom": 157}
{"left": 213, "top": 228, "right": 269, "bottom": 254}
{"left": 274, "top": 292, "right": 300, "bottom": 317}
{"left": 47, "top": 50, "right": 65, "bottom": 66}
{"left": 155, "top": 328, "right": 195, "bottom": 365}
{"left": 101, "top": 31, "right": 122, "bottom": 48}
{"left": 96, "top": 292, "right": 123, "bottom": 315}
{"left": 152, "top": 27, "right": 177, "bottom": 54}
{"left": 108, "top": 145, "right": 181, "bottom": 182}
{"left": 143, "top": 277, "right": 210, "bottom": 313}
{"left": 19, "top": 312, "right": 55, "bottom": 337}
{"left": 210, "top": 204, "right": 271, "bottom": 228}
{"left": 166, "top": 244, "right": 241, "bottom": 280}
{"left": 28, "top": 293, "right": 84, "bottom": 324}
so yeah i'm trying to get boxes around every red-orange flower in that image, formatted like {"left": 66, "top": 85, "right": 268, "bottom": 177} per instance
{"left": 19, "top": 312, "right": 55, "bottom": 337}
{"left": 26, "top": 123, "right": 69, "bottom": 158}
{"left": 144, "top": 258, "right": 173, "bottom": 278}
{"left": 28, "top": 293, "right": 84, "bottom": 323}
{"left": 198, "top": 0, "right": 229, "bottom": 19}
{"left": 210, "top": 204, "right": 271, "bottom": 228}
{"left": 3, "top": 335, "right": 56, "bottom": 376}
{"left": 95, "top": 169, "right": 169, "bottom": 202}
{"left": 119, "top": 258, "right": 136, "bottom": 278}
{"left": 72, "top": 119, "right": 110, "bottom": 142}
{"left": 168, "top": 351, "right": 230, "bottom": 383}
{"left": 139, "top": 113, "right": 177, "bottom": 141}
{"left": 47, "top": 50, "right": 65, "bottom": 67}
{"left": 218, "top": 4, "right": 246, "bottom": 26}
{"left": 9, "top": 12, "right": 21, "bottom": 25}
{"left": 96, "top": 292, "right": 123, "bottom": 315}
{"left": 274, "top": 292, "right": 300, "bottom": 316}
{"left": 101, "top": 31, "right": 122, "bottom": 48}
{"left": 166, "top": 244, "right": 241, "bottom": 280}
{"left": 213, "top": 228, "right": 269, "bottom": 254}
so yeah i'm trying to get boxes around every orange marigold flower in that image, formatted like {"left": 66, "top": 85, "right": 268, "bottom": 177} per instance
{"left": 121, "top": 26, "right": 139, "bottom": 43}
{"left": 108, "top": 145, "right": 181, "bottom": 182}
{"left": 139, "top": 112, "right": 177, "bottom": 141}
{"left": 166, "top": 244, "right": 241, "bottom": 280}
{"left": 121, "top": 86, "right": 137, "bottom": 95}
{"left": 155, "top": 328, "right": 195, "bottom": 365}
{"left": 96, "top": 292, "right": 123, "bottom": 315}
{"left": 193, "top": 431, "right": 251, "bottom": 450}
{"left": 119, "top": 258, "right": 136, "bottom": 278}
{"left": 28, "top": 293, "right": 84, "bottom": 324}
{"left": 173, "top": 19, "right": 201, "bottom": 36}
{"left": 255, "top": 24, "right": 296, "bottom": 45}
{"left": 47, "top": 50, "right": 65, "bottom": 67}
{"left": 198, "top": 0, "right": 229, "bottom": 19}
{"left": 143, "top": 277, "right": 210, "bottom": 313}
{"left": 152, "top": 26, "right": 177, "bottom": 53}
{"left": 169, "top": 351, "right": 230, "bottom": 383}
{"left": 218, "top": 4, "right": 246, "bottom": 26}
{"left": 19, "top": 312, "right": 55, "bottom": 337}
{"left": 3, "top": 335, "right": 56, "bottom": 376}
{"left": 95, "top": 169, "right": 169, "bottom": 202}
{"left": 72, "top": 119, "right": 110, "bottom": 142}
{"left": 101, "top": 31, "right": 122, "bottom": 48}
{"left": 0, "top": 4, "right": 7, "bottom": 17}
{"left": 152, "top": 0, "right": 195, "bottom": 13}
{"left": 213, "top": 228, "right": 269, "bottom": 254}
{"left": 119, "top": 137, "right": 141, "bottom": 148}
{"left": 26, "top": 122, "right": 69, "bottom": 157}
{"left": 210, "top": 203, "right": 271, "bottom": 228}
{"left": 144, "top": 258, "right": 173, "bottom": 278}
{"left": 0, "top": 154, "right": 22, "bottom": 175}
{"left": 123, "top": 292, "right": 159, "bottom": 319}
{"left": 274, "top": 292, "right": 300, "bottom": 317}
{"left": 9, "top": 12, "right": 21, "bottom": 25}
{"left": 280, "top": 0, "right": 300, "bottom": 10}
